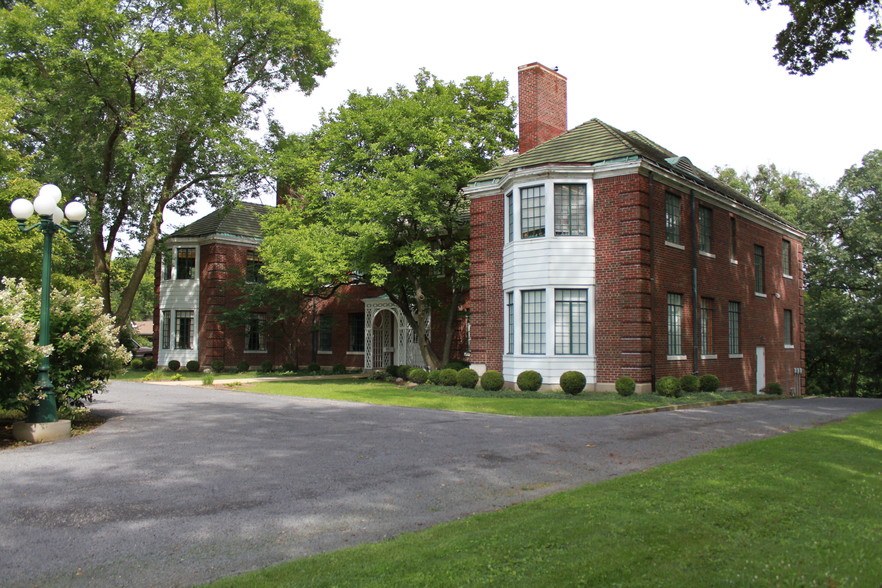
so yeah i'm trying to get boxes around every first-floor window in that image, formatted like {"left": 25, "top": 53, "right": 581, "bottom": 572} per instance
{"left": 506, "top": 292, "right": 515, "bottom": 354}
{"left": 521, "top": 290, "right": 546, "bottom": 354}
{"left": 555, "top": 289, "right": 588, "bottom": 354}
{"left": 175, "top": 310, "right": 194, "bottom": 349}
{"left": 246, "top": 313, "right": 266, "bottom": 351}
{"left": 349, "top": 313, "right": 365, "bottom": 352}
{"left": 318, "top": 314, "right": 332, "bottom": 352}
{"left": 700, "top": 298, "right": 714, "bottom": 355}
{"left": 667, "top": 293, "right": 683, "bottom": 356}
{"left": 728, "top": 302, "right": 741, "bottom": 355}
{"left": 161, "top": 310, "right": 171, "bottom": 349}
{"left": 783, "top": 309, "right": 793, "bottom": 347}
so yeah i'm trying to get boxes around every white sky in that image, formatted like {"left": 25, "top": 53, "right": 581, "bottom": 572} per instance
{"left": 167, "top": 0, "right": 881, "bottom": 229}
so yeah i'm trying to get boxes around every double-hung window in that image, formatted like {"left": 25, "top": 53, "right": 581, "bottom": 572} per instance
{"left": 665, "top": 194, "right": 682, "bottom": 244}
{"left": 161, "top": 310, "right": 171, "bottom": 349}
{"left": 349, "top": 313, "right": 365, "bottom": 352}
{"left": 520, "top": 186, "right": 545, "bottom": 239}
{"left": 176, "top": 247, "right": 196, "bottom": 280}
{"left": 175, "top": 310, "right": 194, "bottom": 349}
{"left": 521, "top": 290, "right": 546, "bottom": 354}
{"left": 554, "top": 184, "right": 587, "bottom": 236}
{"left": 506, "top": 292, "right": 515, "bottom": 355}
{"left": 554, "top": 289, "right": 588, "bottom": 354}
{"left": 754, "top": 245, "right": 765, "bottom": 294}
{"left": 700, "top": 298, "right": 714, "bottom": 356}
{"left": 506, "top": 192, "right": 514, "bottom": 242}
{"left": 728, "top": 302, "right": 741, "bottom": 355}
{"left": 782, "top": 240, "right": 792, "bottom": 277}
{"left": 698, "top": 206, "right": 712, "bottom": 254}
{"left": 318, "top": 315, "right": 332, "bottom": 352}
{"left": 246, "top": 313, "right": 266, "bottom": 351}
{"left": 667, "top": 293, "right": 683, "bottom": 356}
{"left": 246, "top": 250, "right": 264, "bottom": 283}
{"left": 783, "top": 309, "right": 793, "bottom": 347}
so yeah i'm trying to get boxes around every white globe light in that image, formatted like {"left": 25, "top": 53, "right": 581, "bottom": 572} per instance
{"left": 33, "top": 192, "right": 56, "bottom": 216}
{"left": 39, "top": 183, "right": 62, "bottom": 204}
{"left": 10, "top": 198, "right": 34, "bottom": 220}
{"left": 65, "top": 201, "right": 87, "bottom": 222}
{"left": 52, "top": 206, "right": 64, "bottom": 225}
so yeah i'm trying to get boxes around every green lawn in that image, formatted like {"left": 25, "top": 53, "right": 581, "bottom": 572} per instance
{"left": 239, "top": 379, "right": 758, "bottom": 417}
{"left": 208, "top": 409, "right": 882, "bottom": 587}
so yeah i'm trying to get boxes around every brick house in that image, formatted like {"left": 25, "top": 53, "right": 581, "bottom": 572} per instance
{"left": 465, "top": 63, "right": 805, "bottom": 394}
{"left": 154, "top": 62, "right": 805, "bottom": 393}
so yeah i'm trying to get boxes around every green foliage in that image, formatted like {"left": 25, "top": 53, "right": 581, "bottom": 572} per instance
{"left": 615, "top": 377, "right": 636, "bottom": 397}
{"left": 211, "top": 360, "right": 225, "bottom": 373}
{"left": 764, "top": 382, "right": 784, "bottom": 395}
{"left": 236, "top": 361, "right": 250, "bottom": 373}
{"left": 656, "top": 376, "right": 681, "bottom": 397}
{"left": 427, "top": 370, "right": 443, "bottom": 385}
{"left": 281, "top": 362, "right": 298, "bottom": 373}
{"left": 0, "top": 0, "right": 336, "bottom": 326}
{"left": 438, "top": 368, "right": 458, "bottom": 387}
{"left": 559, "top": 371, "right": 586, "bottom": 395}
{"left": 142, "top": 359, "right": 155, "bottom": 371}
{"left": 480, "top": 370, "right": 505, "bottom": 392}
{"left": 517, "top": 370, "right": 543, "bottom": 392}
{"left": 260, "top": 360, "right": 274, "bottom": 373}
{"left": 699, "top": 374, "right": 720, "bottom": 392}
{"left": 408, "top": 368, "right": 428, "bottom": 384}
{"left": 261, "top": 70, "right": 517, "bottom": 369}
{"left": 129, "top": 358, "right": 144, "bottom": 371}
{"left": 307, "top": 363, "right": 321, "bottom": 374}
{"left": 456, "top": 368, "right": 479, "bottom": 389}
{"left": 0, "top": 278, "right": 129, "bottom": 410}
{"left": 202, "top": 373, "right": 215, "bottom": 386}
{"left": 332, "top": 364, "right": 347, "bottom": 375}
{"left": 186, "top": 360, "right": 200, "bottom": 373}
{"left": 680, "top": 374, "right": 700, "bottom": 394}
{"left": 444, "top": 360, "right": 470, "bottom": 371}
{"left": 747, "top": 0, "right": 881, "bottom": 74}
{"left": 397, "top": 365, "right": 412, "bottom": 379}
{"left": 167, "top": 360, "right": 181, "bottom": 372}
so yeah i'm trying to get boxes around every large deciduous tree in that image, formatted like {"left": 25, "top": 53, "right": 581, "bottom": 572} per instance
{"left": 748, "top": 0, "right": 881, "bottom": 74}
{"left": 0, "top": 0, "right": 335, "bottom": 327}
{"left": 261, "top": 70, "right": 517, "bottom": 369}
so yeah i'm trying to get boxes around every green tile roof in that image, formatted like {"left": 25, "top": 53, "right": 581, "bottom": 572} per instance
{"left": 470, "top": 118, "right": 794, "bottom": 228}
{"left": 169, "top": 201, "right": 270, "bottom": 239}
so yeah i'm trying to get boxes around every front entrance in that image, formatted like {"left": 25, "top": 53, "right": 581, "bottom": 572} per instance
{"left": 756, "top": 346, "right": 766, "bottom": 393}
{"left": 372, "top": 310, "right": 396, "bottom": 370}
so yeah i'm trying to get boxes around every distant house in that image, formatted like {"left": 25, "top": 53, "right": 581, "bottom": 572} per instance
{"left": 154, "top": 62, "right": 805, "bottom": 394}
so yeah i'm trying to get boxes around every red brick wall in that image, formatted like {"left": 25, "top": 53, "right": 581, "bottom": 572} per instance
{"left": 517, "top": 63, "right": 567, "bottom": 153}
{"left": 468, "top": 193, "right": 505, "bottom": 370}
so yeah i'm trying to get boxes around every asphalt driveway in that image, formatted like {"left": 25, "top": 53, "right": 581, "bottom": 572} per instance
{"left": 2, "top": 382, "right": 880, "bottom": 587}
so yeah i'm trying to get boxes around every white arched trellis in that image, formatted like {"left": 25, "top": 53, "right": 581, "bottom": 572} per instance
{"left": 363, "top": 295, "right": 428, "bottom": 370}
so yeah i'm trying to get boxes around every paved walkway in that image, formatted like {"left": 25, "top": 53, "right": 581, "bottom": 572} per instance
{"left": 2, "top": 382, "right": 880, "bottom": 587}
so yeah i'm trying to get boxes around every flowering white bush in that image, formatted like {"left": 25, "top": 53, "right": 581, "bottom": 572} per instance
{"left": 0, "top": 278, "right": 130, "bottom": 411}
{"left": 0, "top": 278, "right": 47, "bottom": 408}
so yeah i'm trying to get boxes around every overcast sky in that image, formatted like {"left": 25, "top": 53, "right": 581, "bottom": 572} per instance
{"left": 169, "top": 0, "right": 881, "bottom": 228}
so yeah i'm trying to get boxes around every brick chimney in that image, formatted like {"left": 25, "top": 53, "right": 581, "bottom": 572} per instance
{"left": 518, "top": 63, "right": 567, "bottom": 154}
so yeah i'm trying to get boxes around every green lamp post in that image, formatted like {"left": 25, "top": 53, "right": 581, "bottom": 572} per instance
{"left": 10, "top": 184, "right": 87, "bottom": 429}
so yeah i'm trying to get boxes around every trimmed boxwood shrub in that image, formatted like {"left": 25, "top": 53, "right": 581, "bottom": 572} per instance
{"left": 211, "top": 359, "right": 225, "bottom": 373}
{"left": 764, "top": 382, "right": 784, "bottom": 395}
{"left": 615, "top": 376, "right": 636, "bottom": 397}
{"left": 480, "top": 370, "right": 504, "bottom": 391}
{"left": 332, "top": 363, "right": 347, "bottom": 374}
{"left": 281, "top": 362, "right": 298, "bottom": 372}
{"left": 386, "top": 365, "right": 398, "bottom": 379}
{"left": 142, "top": 359, "right": 155, "bottom": 371}
{"left": 260, "top": 360, "right": 273, "bottom": 373}
{"left": 408, "top": 368, "right": 429, "bottom": 384}
{"left": 559, "top": 371, "right": 586, "bottom": 395}
{"left": 656, "top": 376, "right": 681, "bottom": 397}
{"left": 456, "top": 368, "right": 480, "bottom": 389}
{"left": 438, "top": 368, "right": 458, "bottom": 386}
{"left": 130, "top": 358, "right": 144, "bottom": 371}
{"left": 397, "top": 365, "right": 412, "bottom": 379}
{"left": 186, "top": 360, "right": 200, "bottom": 373}
{"left": 427, "top": 370, "right": 443, "bottom": 385}
{"left": 444, "top": 360, "right": 470, "bottom": 371}
{"left": 680, "top": 374, "right": 700, "bottom": 394}
{"left": 167, "top": 359, "right": 181, "bottom": 372}
{"left": 236, "top": 360, "right": 249, "bottom": 373}
{"left": 699, "top": 374, "right": 720, "bottom": 392}
{"left": 517, "top": 370, "right": 543, "bottom": 392}
{"left": 307, "top": 362, "right": 321, "bottom": 373}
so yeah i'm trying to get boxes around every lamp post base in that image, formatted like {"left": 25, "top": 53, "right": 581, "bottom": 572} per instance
{"left": 12, "top": 420, "right": 71, "bottom": 443}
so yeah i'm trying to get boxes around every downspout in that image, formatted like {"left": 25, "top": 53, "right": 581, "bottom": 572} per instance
{"left": 647, "top": 172, "right": 657, "bottom": 391}
{"left": 690, "top": 189, "right": 699, "bottom": 376}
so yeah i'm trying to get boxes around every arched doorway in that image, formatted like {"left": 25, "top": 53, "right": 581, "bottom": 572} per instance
{"left": 362, "top": 294, "right": 427, "bottom": 370}
{"left": 372, "top": 309, "right": 395, "bottom": 370}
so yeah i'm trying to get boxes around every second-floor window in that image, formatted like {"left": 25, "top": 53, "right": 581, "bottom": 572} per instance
{"left": 520, "top": 185, "right": 545, "bottom": 239}
{"left": 698, "top": 206, "right": 712, "bottom": 254}
{"left": 782, "top": 239, "right": 792, "bottom": 277}
{"left": 665, "top": 193, "right": 682, "bottom": 244}
{"left": 554, "top": 184, "right": 587, "bottom": 236}
{"left": 754, "top": 245, "right": 765, "bottom": 294}
{"left": 176, "top": 247, "right": 196, "bottom": 280}
{"left": 246, "top": 250, "right": 264, "bottom": 283}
